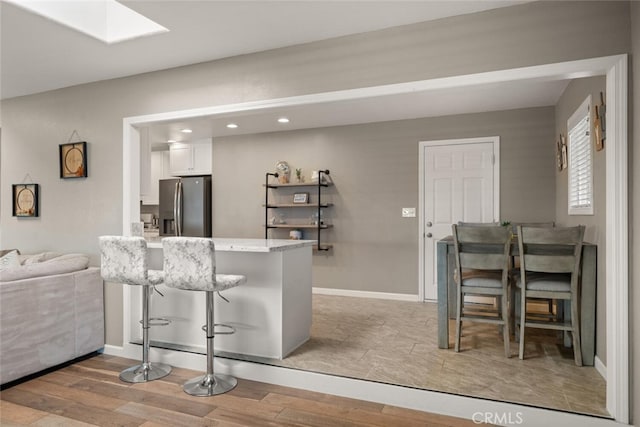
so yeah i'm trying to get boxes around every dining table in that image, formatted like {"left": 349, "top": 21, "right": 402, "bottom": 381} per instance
{"left": 436, "top": 235, "right": 597, "bottom": 366}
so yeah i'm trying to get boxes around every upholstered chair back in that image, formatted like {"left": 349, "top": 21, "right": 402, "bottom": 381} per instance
{"left": 99, "top": 236, "right": 148, "bottom": 285}
{"left": 162, "top": 237, "right": 217, "bottom": 291}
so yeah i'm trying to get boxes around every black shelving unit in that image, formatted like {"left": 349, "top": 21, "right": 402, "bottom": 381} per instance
{"left": 264, "top": 170, "right": 333, "bottom": 251}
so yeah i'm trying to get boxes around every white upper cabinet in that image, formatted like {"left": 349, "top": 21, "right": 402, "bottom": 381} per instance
{"left": 141, "top": 150, "right": 171, "bottom": 205}
{"left": 169, "top": 138, "right": 212, "bottom": 176}
{"left": 168, "top": 143, "right": 191, "bottom": 175}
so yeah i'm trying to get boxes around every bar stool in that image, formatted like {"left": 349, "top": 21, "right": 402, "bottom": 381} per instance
{"left": 162, "top": 237, "right": 247, "bottom": 396}
{"left": 99, "top": 236, "right": 172, "bottom": 382}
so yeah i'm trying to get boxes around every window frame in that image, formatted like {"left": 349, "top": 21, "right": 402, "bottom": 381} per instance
{"left": 567, "top": 95, "right": 594, "bottom": 216}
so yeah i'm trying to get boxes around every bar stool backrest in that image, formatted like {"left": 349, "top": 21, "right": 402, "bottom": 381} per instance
{"left": 99, "top": 236, "right": 148, "bottom": 285}
{"left": 163, "top": 237, "right": 217, "bottom": 291}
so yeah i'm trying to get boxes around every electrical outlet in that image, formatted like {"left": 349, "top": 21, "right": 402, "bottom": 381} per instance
{"left": 402, "top": 207, "right": 416, "bottom": 218}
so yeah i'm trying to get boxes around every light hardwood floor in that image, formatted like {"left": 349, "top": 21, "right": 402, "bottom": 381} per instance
{"left": 222, "top": 295, "right": 608, "bottom": 417}
{"left": 0, "top": 354, "right": 479, "bottom": 427}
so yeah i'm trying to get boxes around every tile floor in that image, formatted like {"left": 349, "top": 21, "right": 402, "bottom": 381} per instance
{"left": 223, "top": 294, "right": 608, "bottom": 417}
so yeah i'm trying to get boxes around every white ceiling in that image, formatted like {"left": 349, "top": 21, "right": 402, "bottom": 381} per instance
{"left": 2, "top": 0, "right": 578, "bottom": 143}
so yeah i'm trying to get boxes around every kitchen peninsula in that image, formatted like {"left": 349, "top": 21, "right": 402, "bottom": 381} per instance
{"left": 130, "top": 238, "right": 315, "bottom": 360}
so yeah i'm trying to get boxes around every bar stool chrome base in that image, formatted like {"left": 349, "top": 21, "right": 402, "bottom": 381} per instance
{"left": 183, "top": 373, "right": 237, "bottom": 396}
{"left": 119, "top": 362, "right": 172, "bottom": 383}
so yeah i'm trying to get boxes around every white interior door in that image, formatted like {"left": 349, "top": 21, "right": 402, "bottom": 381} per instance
{"left": 420, "top": 137, "right": 500, "bottom": 301}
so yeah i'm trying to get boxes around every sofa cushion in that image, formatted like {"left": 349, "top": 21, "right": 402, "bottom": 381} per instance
{"left": 0, "top": 249, "right": 20, "bottom": 258}
{"left": 0, "top": 253, "right": 89, "bottom": 282}
{"left": 0, "top": 250, "right": 21, "bottom": 272}
{"left": 20, "top": 252, "right": 63, "bottom": 265}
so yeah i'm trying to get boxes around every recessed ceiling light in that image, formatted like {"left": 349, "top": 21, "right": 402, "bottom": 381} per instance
{"left": 167, "top": 139, "right": 176, "bottom": 143}
{"left": 226, "top": 123, "right": 239, "bottom": 129}
{"left": 181, "top": 129, "right": 192, "bottom": 133}
{"left": 277, "top": 117, "right": 290, "bottom": 124}
{"left": 6, "top": 0, "right": 169, "bottom": 44}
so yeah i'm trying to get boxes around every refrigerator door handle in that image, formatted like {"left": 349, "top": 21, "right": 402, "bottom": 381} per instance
{"left": 178, "top": 181, "right": 183, "bottom": 236}
{"left": 173, "top": 182, "right": 178, "bottom": 235}
{"left": 174, "top": 181, "right": 183, "bottom": 236}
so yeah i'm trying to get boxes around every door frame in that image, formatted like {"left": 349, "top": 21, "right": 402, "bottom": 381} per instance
{"left": 119, "top": 54, "right": 628, "bottom": 423}
{"left": 418, "top": 136, "right": 500, "bottom": 302}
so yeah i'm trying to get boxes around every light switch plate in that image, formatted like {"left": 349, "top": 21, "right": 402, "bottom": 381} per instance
{"left": 402, "top": 207, "right": 416, "bottom": 218}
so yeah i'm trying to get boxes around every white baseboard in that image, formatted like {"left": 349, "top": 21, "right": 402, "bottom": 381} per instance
{"left": 312, "top": 287, "right": 420, "bottom": 302}
{"left": 102, "top": 344, "right": 134, "bottom": 360}
{"left": 595, "top": 355, "right": 607, "bottom": 380}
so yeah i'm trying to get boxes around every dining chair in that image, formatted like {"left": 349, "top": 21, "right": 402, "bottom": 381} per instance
{"left": 510, "top": 222, "right": 557, "bottom": 318}
{"left": 515, "top": 225, "right": 585, "bottom": 365}
{"left": 458, "top": 221, "right": 508, "bottom": 313}
{"left": 452, "top": 224, "right": 512, "bottom": 357}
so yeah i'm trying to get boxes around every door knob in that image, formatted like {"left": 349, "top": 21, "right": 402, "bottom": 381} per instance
{"left": 426, "top": 221, "right": 432, "bottom": 227}
{"left": 426, "top": 232, "right": 433, "bottom": 238}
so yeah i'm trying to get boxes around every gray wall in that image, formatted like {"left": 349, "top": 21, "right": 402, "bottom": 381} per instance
{"left": 631, "top": 1, "right": 639, "bottom": 424}
{"left": 212, "top": 107, "right": 555, "bottom": 293}
{"left": 554, "top": 77, "right": 607, "bottom": 364}
{"left": 0, "top": 0, "right": 631, "bottom": 381}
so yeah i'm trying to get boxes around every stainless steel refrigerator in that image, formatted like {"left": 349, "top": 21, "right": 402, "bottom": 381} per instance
{"left": 159, "top": 176, "right": 212, "bottom": 237}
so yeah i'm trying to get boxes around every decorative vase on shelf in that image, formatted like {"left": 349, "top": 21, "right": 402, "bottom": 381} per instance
{"left": 275, "top": 161, "right": 290, "bottom": 184}
{"left": 279, "top": 173, "right": 290, "bottom": 184}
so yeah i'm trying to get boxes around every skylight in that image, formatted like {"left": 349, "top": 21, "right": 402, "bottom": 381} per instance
{"left": 7, "top": 0, "right": 168, "bottom": 44}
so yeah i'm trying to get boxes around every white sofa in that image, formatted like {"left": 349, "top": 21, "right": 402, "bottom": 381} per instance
{"left": 0, "top": 252, "right": 104, "bottom": 385}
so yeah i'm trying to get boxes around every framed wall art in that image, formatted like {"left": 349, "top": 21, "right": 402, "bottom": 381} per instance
{"left": 293, "top": 192, "right": 309, "bottom": 204}
{"left": 556, "top": 134, "right": 567, "bottom": 171}
{"left": 12, "top": 183, "right": 39, "bottom": 217}
{"left": 595, "top": 91, "right": 606, "bottom": 151}
{"left": 59, "top": 141, "right": 87, "bottom": 178}
{"left": 561, "top": 134, "right": 568, "bottom": 170}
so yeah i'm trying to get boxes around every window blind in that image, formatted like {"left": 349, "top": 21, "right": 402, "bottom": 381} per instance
{"left": 568, "top": 97, "right": 593, "bottom": 215}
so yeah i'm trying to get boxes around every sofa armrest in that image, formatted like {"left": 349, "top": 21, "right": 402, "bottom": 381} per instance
{"left": 75, "top": 267, "right": 104, "bottom": 356}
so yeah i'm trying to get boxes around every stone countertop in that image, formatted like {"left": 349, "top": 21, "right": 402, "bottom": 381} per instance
{"left": 146, "top": 237, "right": 316, "bottom": 252}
